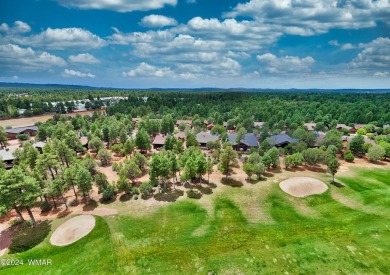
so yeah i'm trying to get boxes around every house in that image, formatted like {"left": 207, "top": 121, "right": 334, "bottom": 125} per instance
{"left": 33, "top": 141, "right": 46, "bottom": 153}
{"left": 304, "top": 123, "right": 317, "bottom": 131}
{"left": 253, "top": 122, "right": 265, "bottom": 128}
{"left": 196, "top": 132, "right": 219, "bottom": 147}
{"left": 342, "top": 135, "right": 376, "bottom": 146}
{"left": 5, "top": 126, "right": 38, "bottom": 139}
{"left": 0, "top": 148, "right": 17, "bottom": 169}
{"left": 80, "top": 137, "right": 89, "bottom": 148}
{"left": 268, "top": 134, "right": 299, "bottom": 147}
{"left": 132, "top": 118, "right": 141, "bottom": 125}
{"left": 228, "top": 133, "right": 259, "bottom": 151}
{"left": 313, "top": 132, "right": 326, "bottom": 147}
{"left": 336, "top": 124, "right": 352, "bottom": 133}
{"left": 176, "top": 120, "right": 192, "bottom": 128}
{"left": 152, "top": 134, "right": 166, "bottom": 149}
{"left": 174, "top": 131, "right": 186, "bottom": 141}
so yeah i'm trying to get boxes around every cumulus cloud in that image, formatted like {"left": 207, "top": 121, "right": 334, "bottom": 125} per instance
{"left": 328, "top": 40, "right": 355, "bottom": 50}
{"left": 0, "top": 44, "right": 67, "bottom": 72}
{"left": 257, "top": 53, "right": 315, "bottom": 74}
{"left": 373, "top": 71, "right": 390, "bottom": 78}
{"left": 68, "top": 53, "right": 100, "bottom": 64}
{"left": 0, "top": 21, "right": 31, "bottom": 34}
{"left": 63, "top": 69, "right": 96, "bottom": 78}
{"left": 2, "top": 28, "right": 106, "bottom": 50}
{"left": 56, "top": 0, "right": 177, "bottom": 12}
{"left": 350, "top": 37, "right": 390, "bottom": 71}
{"left": 225, "top": 0, "right": 390, "bottom": 35}
{"left": 140, "top": 15, "right": 177, "bottom": 28}
{"left": 122, "top": 62, "right": 174, "bottom": 78}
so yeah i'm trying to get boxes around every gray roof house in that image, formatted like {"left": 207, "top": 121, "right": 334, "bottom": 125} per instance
{"left": 5, "top": 125, "right": 38, "bottom": 134}
{"left": 228, "top": 133, "right": 259, "bottom": 150}
{"left": 268, "top": 134, "right": 299, "bottom": 147}
{"left": 196, "top": 132, "right": 219, "bottom": 146}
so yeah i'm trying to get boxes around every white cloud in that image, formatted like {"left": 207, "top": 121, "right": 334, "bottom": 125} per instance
{"left": 328, "top": 40, "right": 355, "bottom": 50}
{"left": 0, "top": 44, "right": 67, "bottom": 72}
{"left": 350, "top": 37, "right": 390, "bottom": 71}
{"left": 56, "top": 0, "right": 177, "bottom": 12}
{"left": 373, "top": 71, "right": 390, "bottom": 78}
{"left": 63, "top": 69, "right": 96, "bottom": 78}
{"left": 140, "top": 15, "right": 177, "bottom": 28}
{"left": 3, "top": 28, "right": 106, "bottom": 50}
{"left": 225, "top": 0, "right": 390, "bottom": 35}
{"left": 68, "top": 53, "right": 100, "bottom": 64}
{"left": 0, "top": 21, "right": 31, "bottom": 34}
{"left": 122, "top": 62, "right": 174, "bottom": 78}
{"left": 257, "top": 53, "right": 315, "bottom": 74}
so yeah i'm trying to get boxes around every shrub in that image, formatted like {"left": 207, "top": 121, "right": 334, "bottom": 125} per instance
{"left": 16, "top": 133, "right": 29, "bottom": 141}
{"left": 101, "top": 185, "right": 117, "bottom": 202}
{"left": 343, "top": 150, "right": 354, "bottom": 162}
{"left": 40, "top": 201, "right": 52, "bottom": 213}
{"left": 133, "top": 194, "right": 139, "bottom": 200}
{"left": 131, "top": 187, "right": 139, "bottom": 195}
{"left": 139, "top": 182, "right": 153, "bottom": 196}
{"left": 9, "top": 221, "right": 51, "bottom": 254}
{"left": 187, "top": 189, "right": 202, "bottom": 199}
{"left": 366, "top": 145, "right": 385, "bottom": 162}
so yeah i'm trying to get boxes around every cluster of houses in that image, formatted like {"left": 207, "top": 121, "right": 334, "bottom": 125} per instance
{"left": 1, "top": 119, "right": 386, "bottom": 169}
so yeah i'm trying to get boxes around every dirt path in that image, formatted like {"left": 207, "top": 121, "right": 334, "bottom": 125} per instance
{"left": 50, "top": 215, "right": 96, "bottom": 246}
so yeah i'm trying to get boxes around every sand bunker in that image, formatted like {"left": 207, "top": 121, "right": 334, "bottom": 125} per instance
{"left": 279, "top": 177, "right": 328, "bottom": 198}
{"left": 50, "top": 215, "right": 95, "bottom": 246}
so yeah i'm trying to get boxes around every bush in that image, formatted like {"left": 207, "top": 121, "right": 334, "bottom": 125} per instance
{"left": 139, "top": 182, "right": 153, "bottom": 196}
{"left": 40, "top": 201, "right": 53, "bottom": 213}
{"left": 131, "top": 187, "right": 139, "bottom": 195}
{"left": 9, "top": 221, "right": 51, "bottom": 254}
{"left": 101, "top": 185, "right": 117, "bottom": 202}
{"left": 366, "top": 145, "right": 385, "bottom": 162}
{"left": 134, "top": 194, "right": 139, "bottom": 200}
{"left": 343, "top": 150, "right": 354, "bottom": 162}
{"left": 187, "top": 189, "right": 202, "bottom": 199}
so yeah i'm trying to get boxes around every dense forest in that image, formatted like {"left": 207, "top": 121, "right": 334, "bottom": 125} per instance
{"left": 0, "top": 88, "right": 389, "bottom": 127}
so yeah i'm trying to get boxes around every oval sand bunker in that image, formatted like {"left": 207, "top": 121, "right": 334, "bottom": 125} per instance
{"left": 279, "top": 177, "right": 328, "bottom": 198}
{"left": 50, "top": 215, "right": 96, "bottom": 246}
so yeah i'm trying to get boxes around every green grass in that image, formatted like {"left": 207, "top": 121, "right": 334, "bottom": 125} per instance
{"left": 1, "top": 168, "right": 390, "bottom": 274}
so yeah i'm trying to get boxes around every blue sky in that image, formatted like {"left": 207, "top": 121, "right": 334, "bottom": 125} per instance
{"left": 0, "top": 0, "right": 389, "bottom": 88}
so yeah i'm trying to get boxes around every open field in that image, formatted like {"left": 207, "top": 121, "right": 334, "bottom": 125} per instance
{"left": 0, "top": 110, "right": 101, "bottom": 128}
{"left": 0, "top": 166, "right": 389, "bottom": 274}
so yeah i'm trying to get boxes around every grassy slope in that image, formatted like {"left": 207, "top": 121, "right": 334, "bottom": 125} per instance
{"left": 1, "top": 168, "right": 389, "bottom": 274}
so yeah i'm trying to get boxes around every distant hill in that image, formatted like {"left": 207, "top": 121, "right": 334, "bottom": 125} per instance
{"left": 0, "top": 82, "right": 389, "bottom": 93}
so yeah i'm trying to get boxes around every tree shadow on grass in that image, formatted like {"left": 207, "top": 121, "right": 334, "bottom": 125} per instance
{"left": 263, "top": 172, "right": 274, "bottom": 178}
{"left": 154, "top": 189, "right": 184, "bottom": 202}
{"left": 57, "top": 209, "right": 71, "bottom": 218}
{"left": 331, "top": 181, "right": 345, "bottom": 188}
{"left": 306, "top": 166, "right": 326, "bottom": 173}
{"left": 288, "top": 166, "right": 306, "bottom": 172}
{"left": 119, "top": 193, "right": 132, "bottom": 202}
{"left": 194, "top": 185, "right": 213, "bottom": 195}
{"left": 187, "top": 189, "right": 203, "bottom": 199}
{"left": 221, "top": 178, "right": 243, "bottom": 188}
{"left": 83, "top": 199, "right": 98, "bottom": 211}
{"left": 208, "top": 182, "right": 217, "bottom": 189}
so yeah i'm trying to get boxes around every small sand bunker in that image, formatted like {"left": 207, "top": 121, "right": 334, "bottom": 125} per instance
{"left": 279, "top": 177, "right": 328, "bottom": 198}
{"left": 50, "top": 215, "right": 95, "bottom": 246}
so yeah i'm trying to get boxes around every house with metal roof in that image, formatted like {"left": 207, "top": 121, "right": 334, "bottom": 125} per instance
{"left": 196, "top": 132, "right": 219, "bottom": 147}
{"left": 152, "top": 134, "right": 167, "bottom": 149}
{"left": 268, "top": 134, "right": 299, "bottom": 147}
{"left": 0, "top": 148, "right": 17, "bottom": 168}
{"left": 5, "top": 126, "right": 38, "bottom": 139}
{"left": 228, "top": 133, "right": 259, "bottom": 151}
